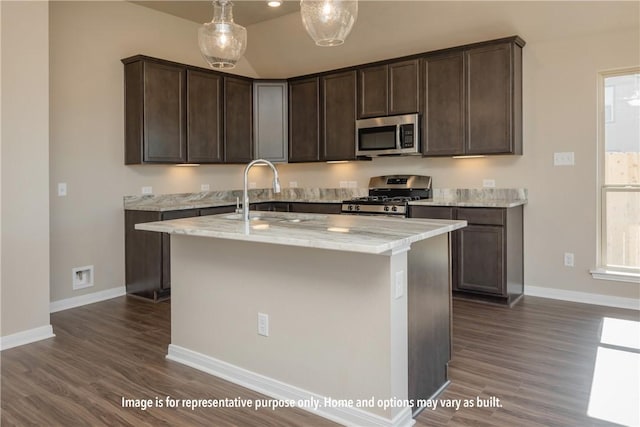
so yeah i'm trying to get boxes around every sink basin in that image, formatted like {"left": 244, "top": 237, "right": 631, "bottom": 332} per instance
{"left": 221, "top": 213, "right": 309, "bottom": 223}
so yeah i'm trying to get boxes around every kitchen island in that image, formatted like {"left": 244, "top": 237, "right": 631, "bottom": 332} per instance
{"left": 136, "top": 212, "right": 466, "bottom": 427}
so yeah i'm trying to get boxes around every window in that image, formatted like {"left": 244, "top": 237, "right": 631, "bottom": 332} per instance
{"left": 594, "top": 69, "right": 640, "bottom": 281}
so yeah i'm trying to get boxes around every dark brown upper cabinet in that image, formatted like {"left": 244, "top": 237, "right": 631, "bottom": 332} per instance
{"left": 123, "top": 55, "right": 232, "bottom": 165}
{"left": 123, "top": 58, "right": 187, "bottom": 164}
{"left": 422, "top": 37, "right": 524, "bottom": 157}
{"left": 322, "top": 70, "right": 357, "bottom": 161}
{"left": 465, "top": 40, "right": 523, "bottom": 155}
{"left": 187, "top": 69, "right": 223, "bottom": 163}
{"left": 357, "top": 59, "right": 419, "bottom": 119}
{"left": 223, "top": 75, "right": 253, "bottom": 163}
{"left": 288, "top": 77, "right": 321, "bottom": 162}
{"left": 421, "top": 52, "right": 465, "bottom": 156}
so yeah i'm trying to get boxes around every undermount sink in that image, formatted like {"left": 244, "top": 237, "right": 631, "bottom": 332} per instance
{"left": 221, "top": 214, "right": 309, "bottom": 223}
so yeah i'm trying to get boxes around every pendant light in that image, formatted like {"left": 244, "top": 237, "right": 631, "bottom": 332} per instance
{"left": 300, "top": 0, "right": 358, "bottom": 47}
{"left": 198, "top": 0, "right": 247, "bottom": 69}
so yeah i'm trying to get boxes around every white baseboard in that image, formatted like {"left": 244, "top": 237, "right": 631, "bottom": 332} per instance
{"left": 50, "top": 285, "right": 126, "bottom": 313}
{"left": 167, "top": 344, "right": 415, "bottom": 427}
{"left": 0, "top": 324, "right": 55, "bottom": 351}
{"left": 525, "top": 285, "right": 640, "bottom": 311}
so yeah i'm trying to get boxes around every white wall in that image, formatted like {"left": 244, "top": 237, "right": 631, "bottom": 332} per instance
{"left": 48, "top": 1, "right": 640, "bottom": 306}
{"left": 1, "top": 1, "right": 51, "bottom": 337}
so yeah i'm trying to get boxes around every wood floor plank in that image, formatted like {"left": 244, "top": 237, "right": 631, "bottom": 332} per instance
{"left": 2, "top": 295, "right": 637, "bottom": 426}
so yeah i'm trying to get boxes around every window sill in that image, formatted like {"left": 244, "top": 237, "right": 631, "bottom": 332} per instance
{"left": 591, "top": 268, "right": 640, "bottom": 284}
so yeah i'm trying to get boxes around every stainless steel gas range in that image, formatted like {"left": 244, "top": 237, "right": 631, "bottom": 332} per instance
{"left": 341, "top": 175, "right": 432, "bottom": 217}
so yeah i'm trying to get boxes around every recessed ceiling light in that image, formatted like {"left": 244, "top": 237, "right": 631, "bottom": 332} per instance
{"left": 267, "top": 0, "right": 282, "bottom": 7}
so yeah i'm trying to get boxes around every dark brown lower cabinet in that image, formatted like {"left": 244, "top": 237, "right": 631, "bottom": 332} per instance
{"left": 289, "top": 202, "right": 342, "bottom": 214}
{"left": 125, "top": 206, "right": 235, "bottom": 301}
{"left": 409, "top": 205, "right": 523, "bottom": 305}
{"left": 125, "top": 202, "right": 341, "bottom": 302}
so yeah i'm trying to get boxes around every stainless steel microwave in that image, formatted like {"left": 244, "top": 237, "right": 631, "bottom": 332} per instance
{"left": 355, "top": 113, "right": 420, "bottom": 157}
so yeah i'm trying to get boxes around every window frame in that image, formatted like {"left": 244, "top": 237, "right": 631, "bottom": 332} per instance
{"left": 593, "top": 68, "right": 640, "bottom": 283}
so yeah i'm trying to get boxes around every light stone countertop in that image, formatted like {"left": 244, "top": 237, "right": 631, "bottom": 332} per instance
{"left": 124, "top": 188, "right": 527, "bottom": 212}
{"left": 123, "top": 188, "right": 367, "bottom": 212}
{"left": 135, "top": 211, "right": 467, "bottom": 255}
{"left": 409, "top": 188, "right": 527, "bottom": 208}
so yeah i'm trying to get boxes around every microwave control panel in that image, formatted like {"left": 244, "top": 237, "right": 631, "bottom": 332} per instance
{"left": 400, "top": 124, "right": 415, "bottom": 148}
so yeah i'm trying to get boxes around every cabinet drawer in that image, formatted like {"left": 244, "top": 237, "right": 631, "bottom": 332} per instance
{"left": 290, "top": 203, "right": 341, "bottom": 214}
{"left": 161, "top": 209, "right": 200, "bottom": 220}
{"left": 199, "top": 206, "right": 236, "bottom": 216}
{"left": 409, "top": 206, "right": 454, "bottom": 219}
{"left": 456, "top": 208, "right": 504, "bottom": 226}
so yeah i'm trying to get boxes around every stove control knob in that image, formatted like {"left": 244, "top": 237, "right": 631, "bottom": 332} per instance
{"left": 384, "top": 206, "right": 389, "bottom": 212}
{"left": 392, "top": 206, "right": 398, "bottom": 212}
{"left": 356, "top": 206, "right": 361, "bottom": 211}
{"left": 348, "top": 205, "right": 353, "bottom": 211}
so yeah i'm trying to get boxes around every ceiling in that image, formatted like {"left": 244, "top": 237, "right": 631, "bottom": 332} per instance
{"left": 131, "top": 1, "right": 301, "bottom": 27}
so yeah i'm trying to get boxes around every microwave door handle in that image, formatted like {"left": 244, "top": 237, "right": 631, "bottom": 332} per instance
{"left": 396, "top": 125, "right": 402, "bottom": 150}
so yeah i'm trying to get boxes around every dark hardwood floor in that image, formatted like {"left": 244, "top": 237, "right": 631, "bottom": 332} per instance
{"left": 1, "top": 295, "right": 637, "bottom": 426}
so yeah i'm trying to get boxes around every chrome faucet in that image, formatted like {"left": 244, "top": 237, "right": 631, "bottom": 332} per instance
{"left": 242, "top": 159, "right": 281, "bottom": 222}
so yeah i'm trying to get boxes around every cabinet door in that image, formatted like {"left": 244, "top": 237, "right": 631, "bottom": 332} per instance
{"left": 288, "top": 77, "right": 321, "bottom": 162}
{"left": 254, "top": 81, "right": 288, "bottom": 162}
{"left": 389, "top": 59, "right": 419, "bottom": 115}
{"left": 322, "top": 71, "right": 357, "bottom": 161}
{"left": 224, "top": 76, "right": 253, "bottom": 163}
{"left": 143, "top": 61, "right": 187, "bottom": 163}
{"left": 358, "top": 64, "right": 388, "bottom": 118}
{"left": 422, "top": 53, "right": 464, "bottom": 156}
{"left": 457, "top": 224, "right": 506, "bottom": 296}
{"left": 465, "top": 42, "right": 514, "bottom": 155}
{"left": 161, "top": 209, "right": 200, "bottom": 290}
{"left": 125, "top": 210, "right": 162, "bottom": 296}
{"left": 187, "top": 70, "right": 223, "bottom": 163}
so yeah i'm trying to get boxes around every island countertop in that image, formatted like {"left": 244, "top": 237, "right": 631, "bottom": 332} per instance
{"left": 136, "top": 211, "right": 466, "bottom": 255}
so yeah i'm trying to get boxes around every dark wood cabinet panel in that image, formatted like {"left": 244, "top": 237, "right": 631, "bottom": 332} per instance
{"left": 465, "top": 42, "right": 520, "bottom": 155}
{"left": 322, "top": 71, "right": 357, "bottom": 161}
{"left": 199, "top": 206, "right": 237, "bottom": 216}
{"left": 144, "top": 62, "right": 187, "bottom": 163}
{"left": 289, "top": 203, "right": 341, "bottom": 214}
{"left": 123, "top": 59, "right": 187, "bottom": 164}
{"left": 357, "top": 65, "right": 388, "bottom": 118}
{"left": 409, "top": 205, "right": 523, "bottom": 303}
{"left": 224, "top": 76, "right": 253, "bottom": 163}
{"left": 125, "top": 210, "right": 163, "bottom": 297}
{"left": 288, "top": 77, "right": 321, "bottom": 162}
{"left": 389, "top": 59, "right": 420, "bottom": 115}
{"left": 457, "top": 225, "right": 505, "bottom": 295}
{"left": 187, "top": 70, "right": 223, "bottom": 163}
{"left": 125, "top": 208, "right": 200, "bottom": 301}
{"left": 253, "top": 202, "right": 290, "bottom": 212}
{"left": 422, "top": 53, "right": 464, "bottom": 156}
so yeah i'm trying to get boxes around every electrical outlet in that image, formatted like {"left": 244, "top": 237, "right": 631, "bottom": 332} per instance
{"left": 289, "top": 181, "right": 298, "bottom": 188}
{"left": 394, "top": 270, "right": 405, "bottom": 299}
{"left": 339, "top": 181, "right": 348, "bottom": 188}
{"left": 483, "top": 179, "right": 496, "bottom": 188}
{"left": 142, "top": 186, "right": 153, "bottom": 195}
{"left": 201, "top": 184, "right": 210, "bottom": 192}
{"left": 249, "top": 182, "right": 257, "bottom": 189}
{"left": 258, "top": 313, "right": 269, "bottom": 337}
{"left": 564, "top": 252, "right": 575, "bottom": 267}
{"left": 58, "top": 183, "right": 67, "bottom": 197}
{"left": 554, "top": 152, "right": 575, "bottom": 166}
{"left": 348, "top": 181, "right": 358, "bottom": 188}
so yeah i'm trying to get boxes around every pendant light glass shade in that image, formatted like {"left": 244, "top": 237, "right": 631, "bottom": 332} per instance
{"left": 198, "top": 0, "right": 247, "bottom": 69}
{"left": 300, "top": 0, "right": 358, "bottom": 47}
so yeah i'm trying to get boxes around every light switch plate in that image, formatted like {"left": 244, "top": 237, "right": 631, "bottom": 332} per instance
{"left": 394, "top": 270, "right": 405, "bottom": 299}
{"left": 201, "top": 184, "right": 210, "bottom": 192}
{"left": 554, "top": 152, "right": 575, "bottom": 166}
{"left": 58, "top": 183, "right": 67, "bottom": 197}
{"left": 142, "top": 186, "right": 153, "bottom": 195}
{"left": 483, "top": 179, "right": 496, "bottom": 188}
{"left": 289, "top": 181, "right": 298, "bottom": 188}
{"left": 257, "top": 312, "right": 269, "bottom": 337}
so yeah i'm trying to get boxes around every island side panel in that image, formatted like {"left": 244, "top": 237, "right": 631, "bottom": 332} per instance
{"left": 169, "top": 235, "right": 409, "bottom": 420}
{"left": 407, "top": 233, "right": 451, "bottom": 412}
